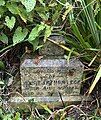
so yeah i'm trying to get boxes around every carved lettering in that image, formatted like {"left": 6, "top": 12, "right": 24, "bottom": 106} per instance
{"left": 21, "top": 59, "right": 84, "bottom": 97}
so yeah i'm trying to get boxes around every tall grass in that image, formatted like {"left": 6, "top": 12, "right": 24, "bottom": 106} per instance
{"left": 65, "top": 0, "right": 101, "bottom": 94}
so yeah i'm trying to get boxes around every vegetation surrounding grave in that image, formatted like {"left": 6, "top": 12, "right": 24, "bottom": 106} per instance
{"left": 0, "top": 0, "right": 101, "bottom": 119}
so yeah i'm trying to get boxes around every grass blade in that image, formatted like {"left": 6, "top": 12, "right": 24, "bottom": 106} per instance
{"left": 88, "top": 54, "right": 97, "bottom": 67}
{"left": 80, "top": 0, "right": 100, "bottom": 46}
{"left": 48, "top": 38, "right": 79, "bottom": 56}
{"left": 88, "top": 65, "right": 101, "bottom": 94}
{"left": 69, "top": 5, "right": 89, "bottom": 48}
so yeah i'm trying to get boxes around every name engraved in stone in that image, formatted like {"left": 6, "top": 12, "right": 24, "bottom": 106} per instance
{"left": 21, "top": 59, "right": 84, "bottom": 97}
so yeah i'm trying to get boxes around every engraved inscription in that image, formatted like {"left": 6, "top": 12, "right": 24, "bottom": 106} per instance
{"left": 21, "top": 59, "right": 84, "bottom": 98}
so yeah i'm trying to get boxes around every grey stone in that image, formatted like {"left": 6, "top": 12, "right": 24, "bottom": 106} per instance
{"left": 10, "top": 96, "right": 90, "bottom": 103}
{"left": 9, "top": 96, "right": 92, "bottom": 109}
{"left": 20, "top": 58, "right": 84, "bottom": 102}
{"left": 18, "top": 35, "right": 85, "bottom": 104}
{"left": 39, "top": 35, "right": 65, "bottom": 56}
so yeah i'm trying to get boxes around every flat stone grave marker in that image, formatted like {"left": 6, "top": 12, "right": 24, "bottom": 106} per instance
{"left": 10, "top": 36, "right": 85, "bottom": 106}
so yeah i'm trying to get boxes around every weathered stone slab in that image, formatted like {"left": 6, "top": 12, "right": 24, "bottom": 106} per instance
{"left": 10, "top": 96, "right": 89, "bottom": 103}
{"left": 9, "top": 96, "right": 92, "bottom": 110}
{"left": 39, "top": 35, "right": 65, "bottom": 56}
{"left": 20, "top": 58, "right": 84, "bottom": 102}
{"left": 10, "top": 35, "right": 85, "bottom": 105}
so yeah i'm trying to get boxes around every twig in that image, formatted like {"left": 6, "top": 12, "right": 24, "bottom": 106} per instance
{"left": 53, "top": 20, "right": 67, "bottom": 31}
{"left": 0, "top": 44, "right": 13, "bottom": 57}
{"left": 58, "top": 91, "right": 65, "bottom": 108}
{"left": 0, "top": 49, "right": 11, "bottom": 58}
{"left": 57, "top": 105, "right": 88, "bottom": 119}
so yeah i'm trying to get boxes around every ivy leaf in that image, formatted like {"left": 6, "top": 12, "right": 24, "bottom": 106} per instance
{"left": 0, "top": 33, "right": 8, "bottom": 44}
{"left": 6, "top": 2, "right": 19, "bottom": 14}
{"left": 20, "top": 0, "right": 36, "bottom": 12}
{"left": 5, "top": 16, "right": 16, "bottom": 30}
{"left": 0, "top": 0, "right": 5, "bottom": 6}
{"left": 13, "top": 27, "right": 28, "bottom": 45}
{"left": 28, "top": 23, "right": 45, "bottom": 41}
{"left": 6, "top": 2, "right": 27, "bottom": 23}
{"left": 29, "top": 38, "right": 39, "bottom": 51}
{"left": 44, "top": 25, "right": 52, "bottom": 42}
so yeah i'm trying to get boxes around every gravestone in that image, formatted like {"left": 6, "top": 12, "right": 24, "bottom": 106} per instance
{"left": 10, "top": 36, "right": 85, "bottom": 106}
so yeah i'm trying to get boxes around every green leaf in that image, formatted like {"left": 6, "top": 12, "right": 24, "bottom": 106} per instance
{"left": 14, "top": 112, "right": 22, "bottom": 120}
{"left": 86, "top": 48, "right": 101, "bottom": 51}
{"left": 0, "top": 61, "right": 5, "bottom": 70}
{"left": 6, "top": 2, "right": 19, "bottom": 14}
{"left": 3, "top": 114, "right": 12, "bottom": 120}
{"left": 40, "top": 104, "right": 52, "bottom": 114}
{"left": 5, "top": 16, "right": 16, "bottom": 30}
{"left": 0, "top": 81, "right": 4, "bottom": 85}
{"left": 0, "top": 33, "right": 8, "bottom": 44}
{"left": 13, "top": 27, "right": 28, "bottom": 45}
{"left": 28, "top": 23, "right": 45, "bottom": 51}
{"left": 29, "top": 38, "right": 39, "bottom": 51}
{"left": 69, "top": 10, "right": 88, "bottom": 48}
{"left": 0, "top": 6, "right": 6, "bottom": 17}
{"left": 27, "top": 12, "right": 33, "bottom": 22}
{"left": 49, "top": 2, "right": 57, "bottom": 7}
{"left": 6, "top": 2, "right": 27, "bottom": 23}
{"left": 35, "top": 6, "right": 48, "bottom": 12}
{"left": 96, "top": 22, "right": 101, "bottom": 30}
{"left": 0, "top": 109, "right": 3, "bottom": 114}
{"left": 89, "top": 65, "right": 101, "bottom": 94}
{"left": 37, "top": 12, "right": 49, "bottom": 21}
{"left": 0, "top": 0, "right": 5, "bottom": 6}
{"left": 28, "top": 23, "right": 45, "bottom": 41}
{"left": 20, "top": 0, "right": 36, "bottom": 12}
{"left": 18, "top": 6, "right": 27, "bottom": 23}
{"left": 52, "top": 10, "right": 61, "bottom": 23}
{"left": 80, "top": 0, "right": 100, "bottom": 46}
{"left": 36, "top": 45, "right": 43, "bottom": 50}
{"left": 44, "top": 25, "right": 52, "bottom": 42}
{"left": 88, "top": 54, "right": 97, "bottom": 67}
{"left": 38, "top": 0, "right": 45, "bottom": 6}
{"left": 64, "top": 48, "right": 75, "bottom": 64}
{"left": 10, "top": 0, "right": 20, "bottom": 2}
